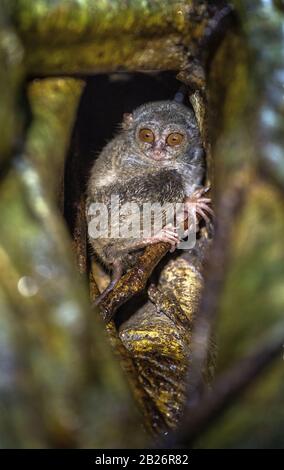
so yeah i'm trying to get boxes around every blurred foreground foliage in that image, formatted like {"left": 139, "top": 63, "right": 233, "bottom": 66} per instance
{"left": 197, "top": 182, "right": 284, "bottom": 448}
{"left": 0, "top": 0, "right": 283, "bottom": 449}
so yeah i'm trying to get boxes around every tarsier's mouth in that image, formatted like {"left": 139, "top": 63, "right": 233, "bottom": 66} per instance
{"left": 152, "top": 150, "right": 165, "bottom": 160}
{"left": 143, "top": 150, "right": 173, "bottom": 163}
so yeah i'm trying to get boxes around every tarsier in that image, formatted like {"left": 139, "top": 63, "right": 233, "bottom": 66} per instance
{"left": 86, "top": 101, "right": 213, "bottom": 303}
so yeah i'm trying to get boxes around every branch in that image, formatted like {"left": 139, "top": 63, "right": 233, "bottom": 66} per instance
{"left": 99, "top": 241, "right": 170, "bottom": 322}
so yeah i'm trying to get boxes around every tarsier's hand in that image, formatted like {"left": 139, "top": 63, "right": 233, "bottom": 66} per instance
{"left": 151, "top": 224, "right": 180, "bottom": 253}
{"left": 184, "top": 187, "right": 214, "bottom": 226}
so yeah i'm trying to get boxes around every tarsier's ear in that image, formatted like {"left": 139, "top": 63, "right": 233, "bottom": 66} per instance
{"left": 122, "top": 113, "right": 133, "bottom": 129}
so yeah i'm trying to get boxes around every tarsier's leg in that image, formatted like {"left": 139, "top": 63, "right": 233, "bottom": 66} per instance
{"left": 94, "top": 226, "right": 180, "bottom": 306}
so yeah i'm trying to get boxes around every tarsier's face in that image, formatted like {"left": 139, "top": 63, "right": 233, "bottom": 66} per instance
{"left": 135, "top": 123, "right": 188, "bottom": 161}
{"left": 123, "top": 101, "right": 200, "bottom": 165}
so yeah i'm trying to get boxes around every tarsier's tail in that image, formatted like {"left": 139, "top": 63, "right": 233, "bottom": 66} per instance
{"left": 92, "top": 258, "right": 123, "bottom": 310}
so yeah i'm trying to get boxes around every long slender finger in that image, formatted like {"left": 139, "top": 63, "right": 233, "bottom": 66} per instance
{"left": 160, "top": 236, "right": 178, "bottom": 247}
{"left": 203, "top": 186, "right": 211, "bottom": 193}
{"left": 163, "top": 234, "right": 180, "bottom": 243}
{"left": 192, "top": 189, "right": 204, "bottom": 198}
{"left": 196, "top": 207, "right": 210, "bottom": 224}
{"left": 156, "top": 231, "right": 179, "bottom": 243}
{"left": 197, "top": 197, "right": 212, "bottom": 203}
{"left": 198, "top": 203, "right": 215, "bottom": 217}
{"left": 164, "top": 224, "right": 178, "bottom": 232}
{"left": 163, "top": 228, "right": 180, "bottom": 238}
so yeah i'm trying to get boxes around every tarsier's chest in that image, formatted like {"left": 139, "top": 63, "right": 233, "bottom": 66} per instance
{"left": 111, "top": 169, "right": 186, "bottom": 206}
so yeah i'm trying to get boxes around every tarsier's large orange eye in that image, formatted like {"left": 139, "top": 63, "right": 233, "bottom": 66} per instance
{"left": 139, "top": 128, "right": 155, "bottom": 143}
{"left": 166, "top": 133, "right": 184, "bottom": 146}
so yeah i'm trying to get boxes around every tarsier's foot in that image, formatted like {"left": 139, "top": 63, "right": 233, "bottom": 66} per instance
{"left": 149, "top": 224, "right": 180, "bottom": 253}
{"left": 185, "top": 187, "right": 214, "bottom": 225}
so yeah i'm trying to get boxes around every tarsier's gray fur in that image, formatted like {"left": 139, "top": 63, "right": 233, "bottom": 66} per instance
{"left": 86, "top": 100, "right": 205, "bottom": 272}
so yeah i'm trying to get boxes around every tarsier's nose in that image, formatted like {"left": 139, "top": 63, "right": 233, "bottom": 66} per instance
{"left": 152, "top": 142, "right": 165, "bottom": 160}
